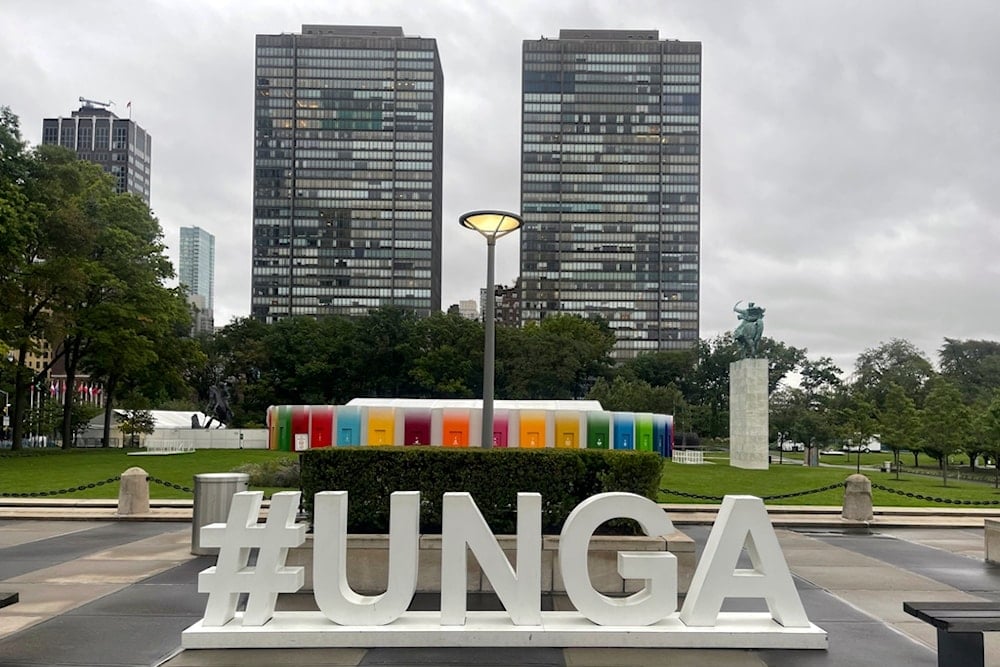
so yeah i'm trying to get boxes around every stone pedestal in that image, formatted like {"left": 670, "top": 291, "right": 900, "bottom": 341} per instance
{"left": 730, "top": 358, "right": 769, "bottom": 470}
{"left": 842, "top": 474, "right": 873, "bottom": 522}
{"left": 117, "top": 466, "right": 150, "bottom": 515}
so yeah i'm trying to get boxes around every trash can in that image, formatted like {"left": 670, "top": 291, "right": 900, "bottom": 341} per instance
{"left": 191, "top": 472, "right": 249, "bottom": 555}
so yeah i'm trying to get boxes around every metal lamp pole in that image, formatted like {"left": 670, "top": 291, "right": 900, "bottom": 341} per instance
{"left": 459, "top": 210, "right": 523, "bottom": 449}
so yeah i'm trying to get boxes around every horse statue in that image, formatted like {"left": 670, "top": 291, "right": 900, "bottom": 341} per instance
{"left": 733, "top": 300, "right": 766, "bottom": 359}
{"left": 202, "top": 382, "right": 234, "bottom": 429}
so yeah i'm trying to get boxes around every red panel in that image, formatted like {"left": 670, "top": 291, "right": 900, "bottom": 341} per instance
{"left": 404, "top": 410, "right": 431, "bottom": 446}
{"left": 310, "top": 405, "right": 335, "bottom": 448}
{"left": 291, "top": 406, "right": 310, "bottom": 451}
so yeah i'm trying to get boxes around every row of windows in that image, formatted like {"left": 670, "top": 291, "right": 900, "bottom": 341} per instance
{"left": 254, "top": 196, "right": 434, "bottom": 211}
{"left": 290, "top": 78, "right": 436, "bottom": 91}
{"left": 281, "top": 48, "right": 434, "bottom": 59}
{"left": 522, "top": 181, "right": 698, "bottom": 195}
{"left": 524, "top": 52, "right": 700, "bottom": 64}
{"left": 259, "top": 66, "right": 438, "bottom": 81}
{"left": 526, "top": 214, "right": 700, "bottom": 227}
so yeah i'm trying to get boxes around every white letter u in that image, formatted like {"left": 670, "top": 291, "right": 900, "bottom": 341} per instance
{"left": 313, "top": 490, "right": 419, "bottom": 626}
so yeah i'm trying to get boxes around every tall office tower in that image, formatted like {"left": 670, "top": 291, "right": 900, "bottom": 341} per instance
{"left": 520, "top": 30, "right": 701, "bottom": 358}
{"left": 251, "top": 25, "right": 444, "bottom": 322}
{"left": 41, "top": 100, "right": 152, "bottom": 205}
{"left": 179, "top": 226, "right": 216, "bottom": 334}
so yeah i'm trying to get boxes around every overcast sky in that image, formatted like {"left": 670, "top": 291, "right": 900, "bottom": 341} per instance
{"left": 3, "top": 0, "right": 998, "bottom": 375}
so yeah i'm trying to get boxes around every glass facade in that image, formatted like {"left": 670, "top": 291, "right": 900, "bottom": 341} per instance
{"left": 179, "top": 226, "right": 216, "bottom": 311}
{"left": 41, "top": 106, "right": 152, "bottom": 205}
{"left": 251, "top": 25, "right": 444, "bottom": 322}
{"left": 520, "top": 30, "right": 701, "bottom": 358}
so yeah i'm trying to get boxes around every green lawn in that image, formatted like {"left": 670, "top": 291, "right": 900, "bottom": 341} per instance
{"left": 660, "top": 458, "right": 1000, "bottom": 507}
{"left": 3, "top": 448, "right": 999, "bottom": 508}
{"left": 0, "top": 448, "right": 297, "bottom": 499}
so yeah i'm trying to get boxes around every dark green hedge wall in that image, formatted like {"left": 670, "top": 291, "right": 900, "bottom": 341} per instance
{"left": 299, "top": 447, "right": 663, "bottom": 535}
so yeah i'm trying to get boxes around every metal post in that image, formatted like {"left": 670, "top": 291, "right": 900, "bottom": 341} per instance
{"left": 482, "top": 238, "right": 497, "bottom": 449}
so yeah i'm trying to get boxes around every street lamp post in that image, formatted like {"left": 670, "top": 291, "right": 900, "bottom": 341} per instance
{"left": 459, "top": 210, "right": 523, "bottom": 449}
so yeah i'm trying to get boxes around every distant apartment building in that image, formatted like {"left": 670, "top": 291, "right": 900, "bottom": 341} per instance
{"left": 41, "top": 100, "right": 152, "bottom": 204}
{"left": 251, "top": 25, "right": 444, "bottom": 322}
{"left": 520, "top": 30, "right": 701, "bottom": 358}
{"left": 457, "top": 299, "right": 479, "bottom": 320}
{"left": 179, "top": 226, "right": 216, "bottom": 334}
{"left": 480, "top": 281, "right": 522, "bottom": 327}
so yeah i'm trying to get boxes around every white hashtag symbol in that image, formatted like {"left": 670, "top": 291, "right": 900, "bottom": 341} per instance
{"left": 198, "top": 491, "right": 305, "bottom": 626}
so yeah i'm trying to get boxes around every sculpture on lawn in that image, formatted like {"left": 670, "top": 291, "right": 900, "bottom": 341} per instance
{"left": 203, "top": 382, "right": 234, "bottom": 429}
{"left": 733, "top": 300, "right": 766, "bottom": 359}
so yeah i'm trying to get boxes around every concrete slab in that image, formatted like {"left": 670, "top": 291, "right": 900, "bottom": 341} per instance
{"left": 834, "top": 589, "right": 983, "bottom": 623}
{"left": 7, "top": 557, "right": 184, "bottom": 584}
{"left": 162, "top": 647, "right": 366, "bottom": 666}
{"left": 564, "top": 647, "right": 766, "bottom": 666}
{"left": 0, "top": 613, "right": 197, "bottom": 666}
{"left": 362, "top": 646, "right": 565, "bottom": 665}
{"left": 85, "top": 527, "right": 192, "bottom": 560}
{"left": 0, "top": 520, "right": 100, "bottom": 547}
{"left": 791, "top": 565, "right": 953, "bottom": 591}
{"left": 0, "top": 581, "right": 123, "bottom": 616}
{"left": 69, "top": 582, "right": 206, "bottom": 617}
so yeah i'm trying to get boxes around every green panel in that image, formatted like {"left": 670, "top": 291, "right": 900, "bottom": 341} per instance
{"left": 586, "top": 412, "right": 611, "bottom": 449}
{"left": 276, "top": 405, "right": 292, "bottom": 452}
{"left": 635, "top": 414, "right": 654, "bottom": 452}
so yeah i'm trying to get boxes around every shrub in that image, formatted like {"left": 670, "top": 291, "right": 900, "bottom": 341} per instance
{"left": 231, "top": 457, "right": 300, "bottom": 487}
{"left": 299, "top": 447, "right": 663, "bottom": 535}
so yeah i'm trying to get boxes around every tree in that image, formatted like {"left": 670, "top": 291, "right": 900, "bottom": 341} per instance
{"left": 409, "top": 311, "right": 481, "bottom": 398}
{"left": 1, "top": 137, "right": 113, "bottom": 449}
{"left": 975, "top": 393, "right": 1000, "bottom": 488}
{"left": 921, "top": 378, "right": 970, "bottom": 486}
{"left": 117, "top": 408, "right": 155, "bottom": 447}
{"left": 878, "top": 382, "right": 920, "bottom": 476}
{"left": 616, "top": 349, "right": 697, "bottom": 394}
{"left": 770, "top": 357, "right": 841, "bottom": 458}
{"left": 838, "top": 393, "right": 877, "bottom": 473}
{"left": 587, "top": 376, "right": 688, "bottom": 417}
{"left": 57, "top": 185, "right": 189, "bottom": 447}
{"left": 799, "top": 356, "right": 843, "bottom": 398}
{"left": 497, "top": 315, "right": 614, "bottom": 400}
{"left": 939, "top": 338, "right": 1000, "bottom": 403}
{"left": 354, "top": 307, "right": 420, "bottom": 397}
{"left": 853, "top": 339, "right": 934, "bottom": 410}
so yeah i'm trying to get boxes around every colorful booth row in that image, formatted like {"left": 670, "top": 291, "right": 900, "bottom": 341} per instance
{"left": 266, "top": 401, "right": 673, "bottom": 456}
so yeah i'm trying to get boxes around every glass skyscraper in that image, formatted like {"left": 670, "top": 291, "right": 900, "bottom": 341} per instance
{"left": 251, "top": 25, "right": 444, "bottom": 322}
{"left": 179, "top": 226, "right": 215, "bottom": 334}
{"left": 520, "top": 30, "right": 701, "bottom": 358}
{"left": 41, "top": 102, "right": 152, "bottom": 205}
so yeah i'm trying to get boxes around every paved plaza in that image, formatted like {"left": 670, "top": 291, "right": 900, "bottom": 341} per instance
{"left": 0, "top": 509, "right": 998, "bottom": 666}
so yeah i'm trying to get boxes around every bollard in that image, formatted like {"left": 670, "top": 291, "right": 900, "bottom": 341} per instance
{"left": 842, "top": 474, "right": 873, "bottom": 522}
{"left": 191, "top": 472, "right": 249, "bottom": 555}
{"left": 117, "top": 467, "right": 150, "bottom": 515}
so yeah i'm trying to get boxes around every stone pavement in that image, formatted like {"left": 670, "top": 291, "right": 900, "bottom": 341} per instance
{"left": 0, "top": 508, "right": 998, "bottom": 666}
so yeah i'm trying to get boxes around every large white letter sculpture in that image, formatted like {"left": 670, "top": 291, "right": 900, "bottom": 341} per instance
{"left": 313, "top": 490, "right": 420, "bottom": 626}
{"left": 559, "top": 492, "right": 677, "bottom": 626}
{"left": 441, "top": 492, "right": 542, "bottom": 626}
{"left": 680, "top": 495, "right": 810, "bottom": 627}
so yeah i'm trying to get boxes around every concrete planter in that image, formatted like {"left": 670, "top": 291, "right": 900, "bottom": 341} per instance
{"left": 286, "top": 530, "right": 696, "bottom": 595}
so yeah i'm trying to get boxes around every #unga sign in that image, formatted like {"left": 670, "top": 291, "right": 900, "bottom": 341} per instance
{"left": 182, "top": 491, "right": 827, "bottom": 650}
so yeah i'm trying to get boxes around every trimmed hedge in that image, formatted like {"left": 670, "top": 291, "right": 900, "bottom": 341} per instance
{"left": 299, "top": 446, "right": 663, "bottom": 535}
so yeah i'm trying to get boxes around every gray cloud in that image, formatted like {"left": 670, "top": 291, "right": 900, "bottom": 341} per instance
{"left": 3, "top": 0, "right": 998, "bottom": 376}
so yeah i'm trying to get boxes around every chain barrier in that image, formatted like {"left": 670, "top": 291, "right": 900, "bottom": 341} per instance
{"left": 870, "top": 481, "right": 1000, "bottom": 506}
{"left": 660, "top": 481, "right": 846, "bottom": 503}
{"left": 146, "top": 476, "right": 194, "bottom": 494}
{"left": 0, "top": 476, "right": 121, "bottom": 498}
